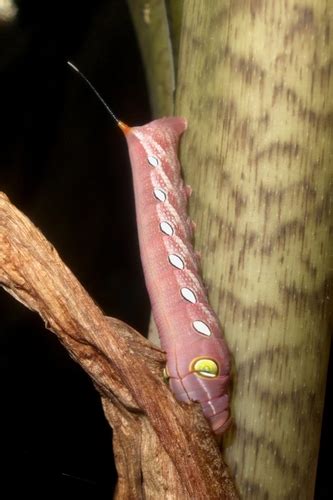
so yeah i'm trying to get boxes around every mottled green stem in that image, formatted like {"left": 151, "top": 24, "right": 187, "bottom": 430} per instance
{"left": 175, "top": 1, "right": 332, "bottom": 498}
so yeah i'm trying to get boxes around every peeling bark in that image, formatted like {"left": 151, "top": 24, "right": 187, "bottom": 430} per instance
{"left": 0, "top": 192, "right": 238, "bottom": 499}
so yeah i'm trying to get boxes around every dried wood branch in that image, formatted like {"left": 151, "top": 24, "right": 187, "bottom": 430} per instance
{"left": 0, "top": 192, "right": 238, "bottom": 499}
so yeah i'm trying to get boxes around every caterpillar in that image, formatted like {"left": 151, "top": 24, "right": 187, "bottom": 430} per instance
{"left": 68, "top": 62, "right": 231, "bottom": 434}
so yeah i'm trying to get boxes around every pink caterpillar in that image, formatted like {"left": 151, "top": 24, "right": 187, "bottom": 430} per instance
{"left": 68, "top": 62, "right": 231, "bottom": 434}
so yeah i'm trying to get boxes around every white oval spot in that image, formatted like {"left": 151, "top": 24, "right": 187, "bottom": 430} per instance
{"left": 153, "top": 188, "right": 166, "bottom": 202}
{"left": 160, "top": 221, "right": 173, "bottom": 236}
{"left": 180, "top": 287, "right": 197, "bottom": 304}
{"left": 168, "top": 254, "right": 184, "bottom": 270}
{"left": 193, "top": 320, "right": 211, "bottom": 337}
{"left": 147, "top": 155, "right": 160, "bottom": 167}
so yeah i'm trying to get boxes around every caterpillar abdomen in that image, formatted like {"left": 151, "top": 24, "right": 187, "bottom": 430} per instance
{"left": 123, "top": 117, "right": 231, "bottom": 434}
{"left": 66, "top": 62, "right": 231, "bottom": 434}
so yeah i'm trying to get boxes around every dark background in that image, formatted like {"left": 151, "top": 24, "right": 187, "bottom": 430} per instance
{"left": 0, "top": 0, "right": 150, "bottom": 496}
{"left": 0, "top": 1, "right": 330, "bottom": 497}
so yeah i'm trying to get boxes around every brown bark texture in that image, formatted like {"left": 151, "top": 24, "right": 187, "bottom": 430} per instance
{"left": 175, "top": 1, "right": 332, "bottom": 498}
{"left": 0, "top": 192, "right": 238, "bottom": 499}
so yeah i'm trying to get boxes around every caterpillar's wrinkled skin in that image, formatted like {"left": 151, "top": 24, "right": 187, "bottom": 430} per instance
{"left": 65, "top": 62, "right": 231, "bottom": 432}
{"left": 122, "top": 117, "right": 231, "bottom": 434}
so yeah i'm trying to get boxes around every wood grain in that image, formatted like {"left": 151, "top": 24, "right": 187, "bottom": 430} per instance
{"left": 0, "top": 192, "right": 238, "bottom": 499}
{"left": 176, "top": 1, "right": 332, "bottom": 498}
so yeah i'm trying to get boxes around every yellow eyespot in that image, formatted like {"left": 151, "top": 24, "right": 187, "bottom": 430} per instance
{"left": 191, "top": 357, "right": 219, "bottom": 378}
